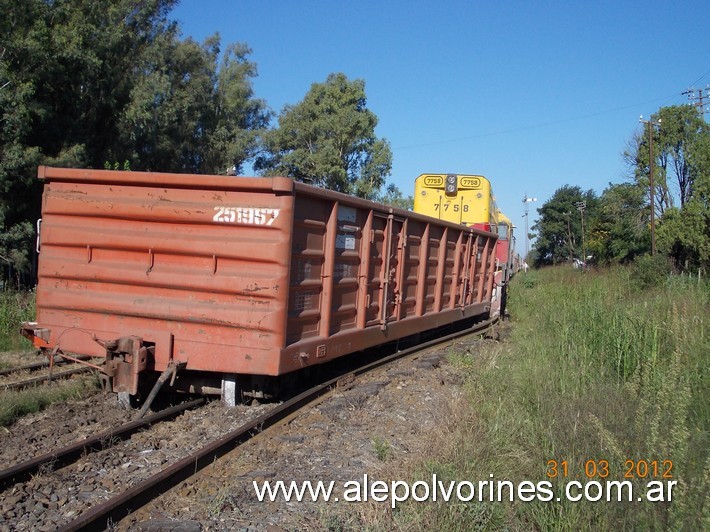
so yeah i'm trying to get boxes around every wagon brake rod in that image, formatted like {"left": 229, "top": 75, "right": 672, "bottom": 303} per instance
{"left": 55, "top": 352, "right": 104, "bottom": 372}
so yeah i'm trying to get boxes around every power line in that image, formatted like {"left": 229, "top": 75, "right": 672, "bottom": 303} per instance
{"left": 394, "top": 93, "right": 679, "bottom": 151}
{"left": 687, "top": 68, "right": 710, "bottom": 88}
{"left": 395, "top": 69, "right": 710, "bottom": 151}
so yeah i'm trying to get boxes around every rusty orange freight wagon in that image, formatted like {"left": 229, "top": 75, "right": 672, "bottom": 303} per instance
{"left": 22, "top": 166, "right": 497, "bottom": 404}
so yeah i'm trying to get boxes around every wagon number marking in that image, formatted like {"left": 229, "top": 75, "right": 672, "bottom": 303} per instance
{"left": 213, "top": 206, "right": 280, "bottom": 225}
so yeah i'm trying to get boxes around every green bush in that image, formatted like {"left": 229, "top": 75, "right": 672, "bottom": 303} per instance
{"left": 632, "top": 254, "right": 672, "bottom": 289}
{"left": 520, "top": 272, "right": 536, "bottom": 289}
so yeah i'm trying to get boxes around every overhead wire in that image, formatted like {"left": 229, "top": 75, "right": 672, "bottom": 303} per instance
{"left": 395, "top": 94, "right": 679, "bottom": 150}
{"left": 395, "top": 69, "right": 710, "bottom": 150}
{"left": 687, "top": 68, "right": 710, "bottom": 88}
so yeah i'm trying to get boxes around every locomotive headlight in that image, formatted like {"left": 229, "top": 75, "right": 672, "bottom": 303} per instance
{"left": 445, "top": 174, "right": 457, "bottom": 196}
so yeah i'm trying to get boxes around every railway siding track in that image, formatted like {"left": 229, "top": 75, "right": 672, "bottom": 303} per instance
{"left": 0, "top": 356, "right": 98, "bottom": 392}
{"left": 0, "top": 355, "right": 94, "bottom": 377}
{"left": 0, "top": 367, "right": 93, "bottom": 392}
{"left": 0, "top": 397, "right": 277, "bottom": 531}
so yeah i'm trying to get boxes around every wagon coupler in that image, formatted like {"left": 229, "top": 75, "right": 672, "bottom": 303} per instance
{"left": 96, "top": 335, "right": 151, "bottom": 396}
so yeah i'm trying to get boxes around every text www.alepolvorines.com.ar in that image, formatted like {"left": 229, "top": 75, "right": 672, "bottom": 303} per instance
{"left": 253, "top": 474, "right": 677, "bottom": 508}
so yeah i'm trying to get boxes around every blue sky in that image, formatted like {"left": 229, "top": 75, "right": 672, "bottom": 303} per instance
{"left": 170, "top": 0, "right": 709, "bottom": 253}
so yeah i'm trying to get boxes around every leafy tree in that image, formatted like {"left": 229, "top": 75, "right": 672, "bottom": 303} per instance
{"left": 256, "top": 73, "right": 392, "bottom": 198}
{"left": 623, "top": 129, "right": 672, "bottom": 217}
{"left": 1, "top": 0, "right": 178, "bottom": 275}
{"left": 656, "top": 203, "right": 709, "bottom": 270}
{"left": 0, "top": 0, "right": 270, "bottom": 283}
{"left": 205, "top": 42, "right": 272, "bottom": 174}
{"left": 656, "top": 120, "right": 710, "bottom": 270}
{"left": 656, "top": 105, "right": 707, "bottom": 207}
{"left": 116, "top": 33, "right": 217, "bottom": 172}
{"left": 686, "top": 117, "right": 710, "bottom": 207}
{"left": 626, "top": 105, "right": 708, "bottom": 215}
{"left": 587, "top": 182, "right": 649, "bottom": 264}
{"left": 621, "top": 104, "right": 710, "bottom": 272}
{"left": 531, "top": 185, "right": 598, "bottom": 266}
{"left": 0, "top": 213, "right": 33, "bottom": 287}
{"left": 375, "top": 183, "right": 413, "bottom": 210}
{"left": 118, "top": 37, "right": 270, "bottom": 174}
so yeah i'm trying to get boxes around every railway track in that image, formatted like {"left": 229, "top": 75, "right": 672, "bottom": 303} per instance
{"left": 0, "top": 367, "right": 94, "bottom": 392}
{"left": 0, "top": 355, "right": 93, "bottom": 377}
{"left": 0, "top": 355, "right": 99, "bottom": 392}
{"left": 49, "top": 316, "right": 497, "bottom": 532}
{"left": 0, "top": 390, "right": 277, "bottom": 530}
{"left": 0, "top": 398, "right": 206, "bottom": 491}
{"left": 0, "top": 367, "right": 96, "bottom": 392}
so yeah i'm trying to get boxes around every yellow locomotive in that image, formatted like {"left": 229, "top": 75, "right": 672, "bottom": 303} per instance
{"left": 413, "top": 173, "right": 499, "bottom": 230}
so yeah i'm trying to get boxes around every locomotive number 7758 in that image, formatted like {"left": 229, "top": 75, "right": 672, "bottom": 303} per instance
{"left": 434, "top": 204, "right": 469, "bottom": 212}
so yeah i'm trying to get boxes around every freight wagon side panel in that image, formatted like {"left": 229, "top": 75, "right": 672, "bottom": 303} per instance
{"left": 279, "top": 186, "right": 497, "bottom": 373}
{"left": 33, "top": 167, "right": 293, "bottom": 376}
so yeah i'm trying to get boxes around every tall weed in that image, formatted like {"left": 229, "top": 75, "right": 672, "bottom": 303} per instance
{"left": 0, "top": 290, "right": 35, "bottom": 351}
{"left": 356, "top": 266, "right": 709, "bottom": 530}
{"left": 507, "top": 267, "right": 709, "bottom": 529}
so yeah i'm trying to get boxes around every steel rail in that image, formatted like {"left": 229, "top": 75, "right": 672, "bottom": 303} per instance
{"left": 0, "top": 355, "right": 94, "bottom": 377}
{"left": 0, "top": 366, "right": 93, "bottom": 391}
{"left": 60, "top": 316, "right": 498, "bottom": 532}
{"left": 0, "top": 398, "right": 206, "bottom": 491}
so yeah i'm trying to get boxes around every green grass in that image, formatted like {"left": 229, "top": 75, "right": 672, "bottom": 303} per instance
{"left": 0, "top": 376, "right": 101, "bottom": 427}
{"left": 0, "top": 291, "right": 103, "bottom": 425}
{"left": 373, "top": 436, "right": 392, "bottom": 462}
{"left": 0, "top": 290, "right": 35, "bottom": 352}
{"left": 356, "top": 266, "right": 709, "bottom": 530}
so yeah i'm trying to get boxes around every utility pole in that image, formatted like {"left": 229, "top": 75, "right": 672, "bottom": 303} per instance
{"left": 640, "top": 116, "right": 661, "bottom": 256}
{"left": 522, "top": 193, "right": 537, "bottom": 272}
{"left": 683, "top": 86, "right": 710, "bottom": 116}
{"left": 563, "top": 212, "right": 574, "bottom": 261}
{"left": 574, "top": 201, "right": 586, "bottom": 265}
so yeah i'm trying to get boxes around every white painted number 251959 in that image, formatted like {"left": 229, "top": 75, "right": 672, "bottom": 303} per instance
{"left": 213, "top": 206, "right": 280, "bottom": 225}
